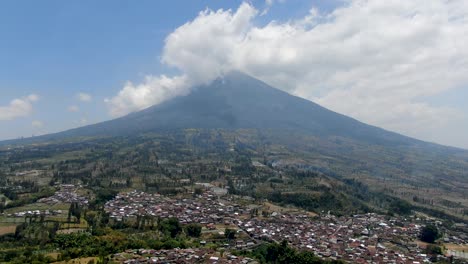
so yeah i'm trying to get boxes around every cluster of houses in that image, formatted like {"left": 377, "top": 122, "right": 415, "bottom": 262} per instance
{"left": 442, "top": 222, "right": 468, "bottom": 245}
{"left": 111, "top": 248, "right": 257, "bottom": 263}
{"left": 237, "top": 213, "right": 431, "bottom": 263}
{"left": 103, "top": 190, "right": 466, "bottom": 263}
{"left": 104, "top": 190, "right": 249, "bottom": 225}
{"left": 38, "top": 184, "right": 88, "bottom": 205}
{"left": 9, "top": 209, "right": 62, "bottom": 218}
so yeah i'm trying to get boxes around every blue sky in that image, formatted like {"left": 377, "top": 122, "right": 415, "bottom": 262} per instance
{"left": 1, "top": 0, "right": 468, "bottom": 149}
{"left": 0, "top": 1, "right": 231, "bottom": 135}
{"left": 0, "top": 0, "right": 339, "bottom": 137}
{"left": 0, "top": 0, "right": 335, "bottom": 137}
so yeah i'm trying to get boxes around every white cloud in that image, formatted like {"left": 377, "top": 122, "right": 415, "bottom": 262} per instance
{"left": 107, "top": 0, "right": 468, "bottom": 147}
{"left": 105, "top": 75, "right": 190, "bottom": 117}
{"left": 162, "top": 3, "right": 257, "bottom": 83}
{"left": 0, "top": 94, "right": 39, "bottom": 121}
{"left": 31, "top": 120, "right": 44, "bottom": 128}
{"left": 68, "top": 105, "right": 80, "bottom": 112}
{"left": 77, "top": 92, "right": 92, "bottom": 102}
{"left": 105, "top": 3, "right": 257, "bottom": 118}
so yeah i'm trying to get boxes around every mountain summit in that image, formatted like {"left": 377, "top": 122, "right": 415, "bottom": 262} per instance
{"left": 24, "top": 71, "right": 419, "bottom": 147}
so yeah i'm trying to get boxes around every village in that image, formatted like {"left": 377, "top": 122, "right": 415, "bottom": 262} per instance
{"left": 38, "top": 184, "right": 89, "bottom": 206}
{"left": 104, "top": 189, "right": 468, "bottom": 263}
{"left": 111, "top": 248, "right": 257, "bottom": 264}
{"left": 240, "top": 213, "right": 426, "bottom": 263}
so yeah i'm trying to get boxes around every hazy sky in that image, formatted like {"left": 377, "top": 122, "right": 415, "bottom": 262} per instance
{"left": 1, "top": 0, "right": 468, "bottom": 149}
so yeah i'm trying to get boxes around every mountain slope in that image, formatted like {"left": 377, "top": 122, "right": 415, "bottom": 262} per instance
{"left": 3, "top": 71, "right": 436, "bottom": 148}
{"left": 2, "top": 71, "right": 468, "bottom": 220}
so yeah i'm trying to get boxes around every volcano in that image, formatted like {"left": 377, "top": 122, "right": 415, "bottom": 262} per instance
{"left": 16, "top": 71, "right": 429, "bottom": 148}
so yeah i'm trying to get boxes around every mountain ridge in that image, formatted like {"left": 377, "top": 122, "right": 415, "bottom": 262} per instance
{"left": 0, "top": 72, "right": 446, "bottom": 144}
{"left": 1, "top": 71, "right": 458, "bottom": 151}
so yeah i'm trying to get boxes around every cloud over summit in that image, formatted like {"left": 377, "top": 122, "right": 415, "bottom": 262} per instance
{"left": 105, "top": 3, "right": 257, "bottom": 117}
{"left": 106, "top": 0, "right": 468, "bottom": 147}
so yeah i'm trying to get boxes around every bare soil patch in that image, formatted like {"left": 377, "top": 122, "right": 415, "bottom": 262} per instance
{"left": 0, "top": 225, "right": 16, "bottom": 236}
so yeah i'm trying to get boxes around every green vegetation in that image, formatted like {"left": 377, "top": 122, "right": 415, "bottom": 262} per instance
{"left": 0, "top": 216, "right": 196, "bottom": 263}
{"left": 0, "top": 187, "right": 56, "bottom": 209}
{"left": 68, "top": 202, "right": 83, "bottom": 223}
{"left": 224, "top": 228, "right": 236, "bottom": 240}
{"left": 1, "top": 130, "right": 467, "bottom": 221}
{"left": 420, "top": 224, "right": 440, "bottom": 243}
{"left": 425, "top": 244, "right": 443, "bottom": 255}
{"left": 237, "top": 241, "right": 343, "bottom": 264}
{"left": 184, "top": 223, "right": 202, "bottom": 237}
{"left": 389, "top": 199, "right": 413, "bottom": 215}
{"left": 158, "top": 218, "right": 182, "bottom": 238}
{"left": 0, "top": 128, "right": 466, "bottom": 262}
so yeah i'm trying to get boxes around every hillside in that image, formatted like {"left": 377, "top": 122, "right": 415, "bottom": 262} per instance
{"left": 1, "top": 71, "right": 468, "bottom": 220}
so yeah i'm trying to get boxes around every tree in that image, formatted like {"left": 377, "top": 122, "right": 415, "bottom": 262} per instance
{"left": 69, "top": 202, "right": 82, "bottom": 223}
{"left": 193, "top": 187, "right": 204, "bottom": 196}
{"left": 420, "top": 224, "right": 440, "bottom": 243}
{"left": 85, "top": 211, "right": 98, "bottom": 230}
{"left": 159, "top": 218, "right": 182, "bottom": 238}
{"left": 389, "top": 199, "right": 412, "bottom": 215}
{"left": 185, "top": 223, "right": 202, "bottom": 237}
{"left": 426, "top": 244, "right": 442, "bottom": 255}
{"left": 227, "top": 178, "right": 237, "bottom": 195}
{"left": 251, "top": 241, "right": 337, "bottom": 264}
{"left": 224, "top": 228, "right": 236, "bottom": 240}
{"left": 15, "top": 223, "right": 27, "bottom": 239}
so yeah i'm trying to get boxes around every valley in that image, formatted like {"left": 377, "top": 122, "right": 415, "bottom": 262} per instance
{"left": 0, "top": 73, "right": 467, "bottom": 263}
{"left": 0, "top": 129, "right": 467, "bottom": 263}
